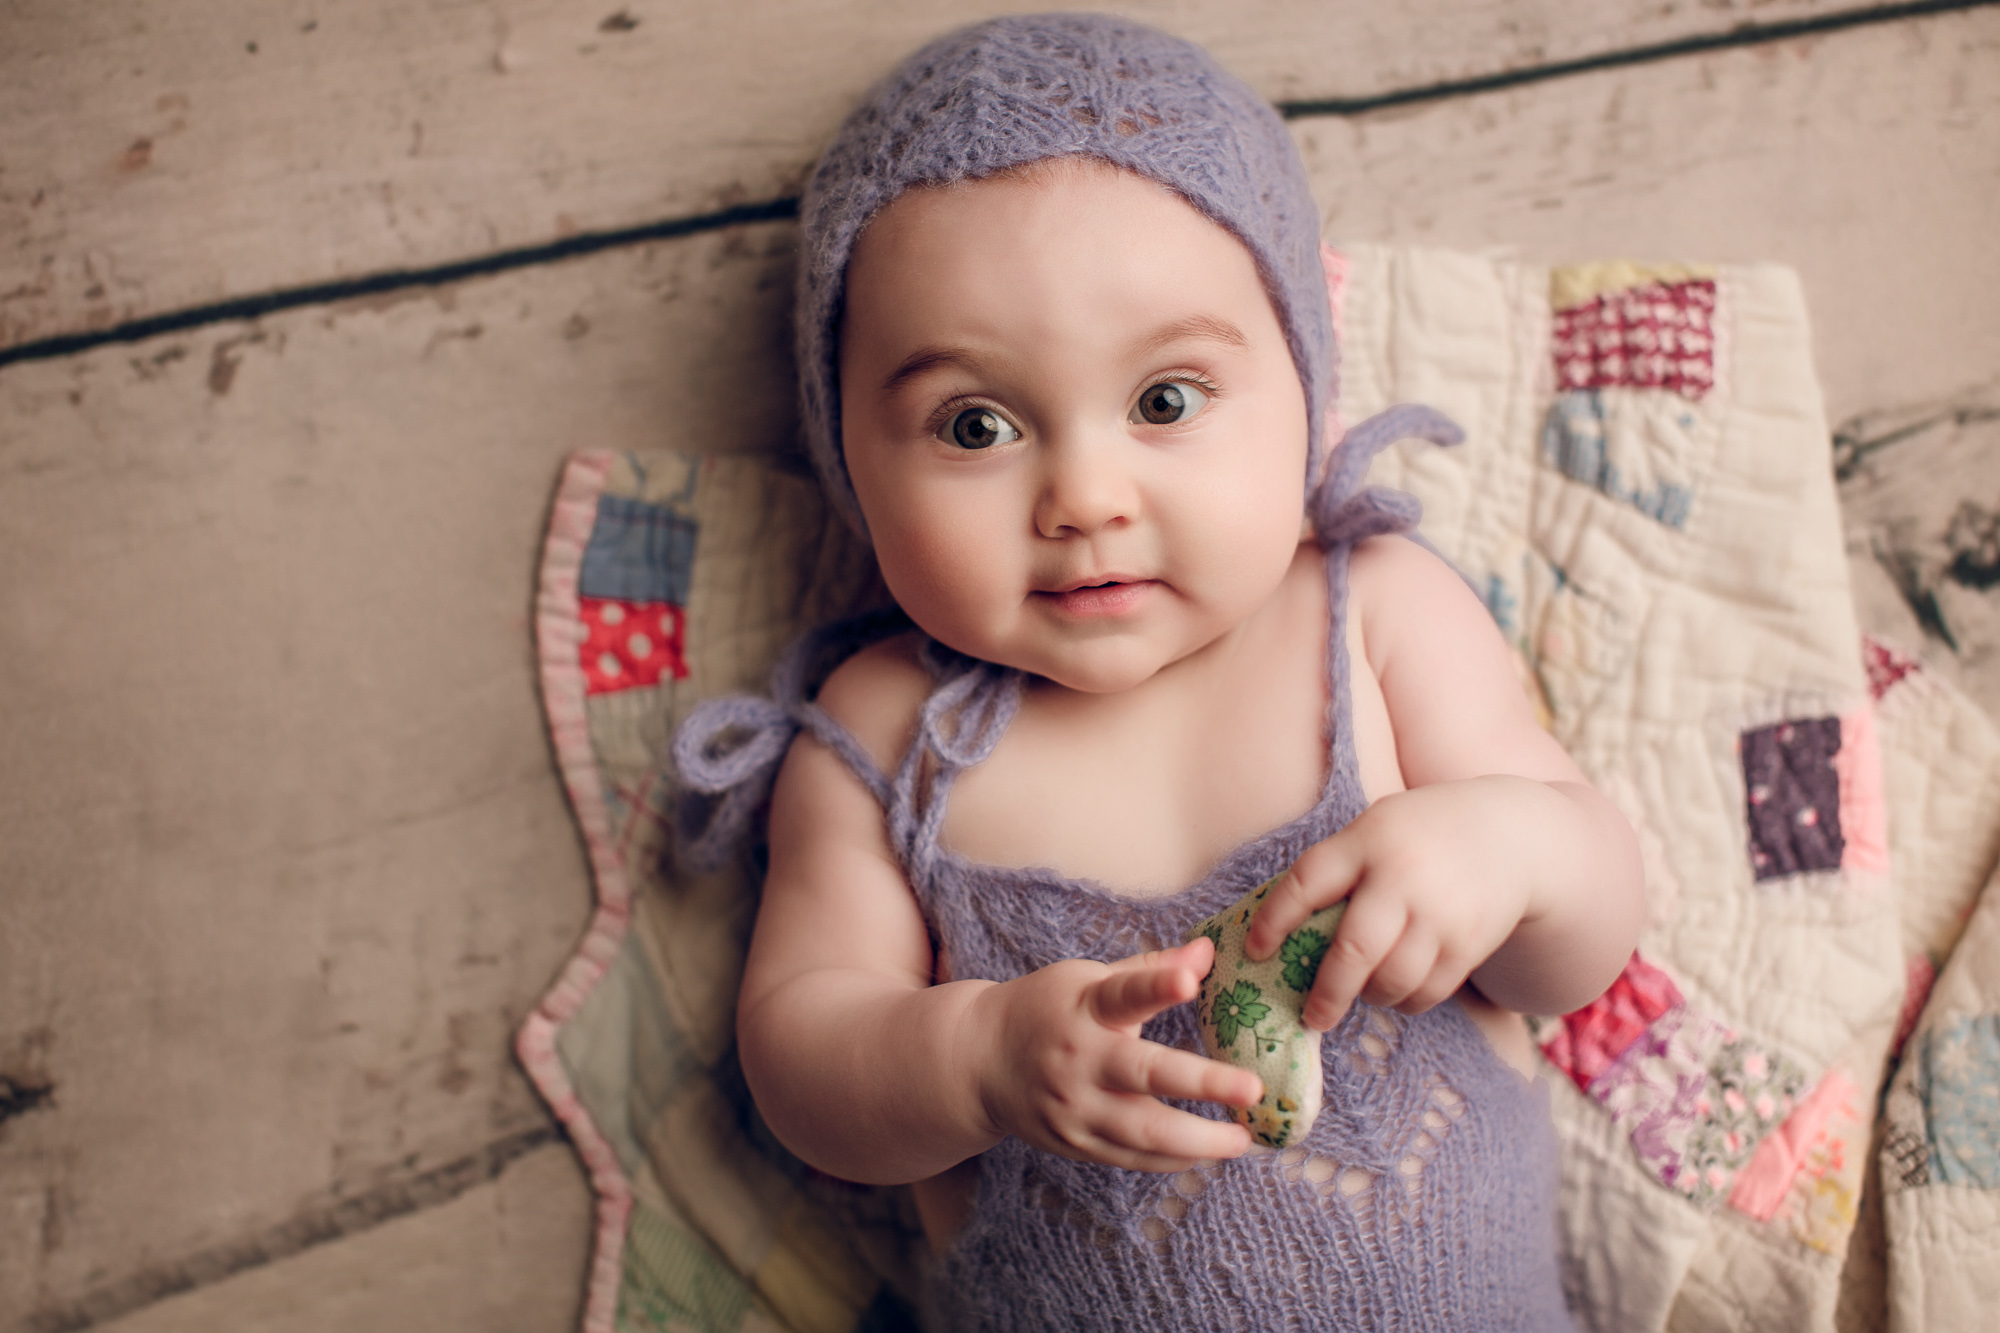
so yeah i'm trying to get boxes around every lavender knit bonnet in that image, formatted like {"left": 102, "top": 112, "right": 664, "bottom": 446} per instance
{"left": 796, "top": 11, "right": 1335, "bottom": 538}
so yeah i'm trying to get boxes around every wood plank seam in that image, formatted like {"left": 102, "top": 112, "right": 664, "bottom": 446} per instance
{"left": 3, "top": 0, "right": 1990, "bottom": 372}
{"left": 21, "top": 1126, "right": 563, "bottom": 1333}
{"left": 1277, "top": 0, "right": 2000, "bottom": 116}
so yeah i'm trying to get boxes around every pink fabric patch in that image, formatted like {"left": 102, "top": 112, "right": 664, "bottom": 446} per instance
{"left": 1539, "top": 952, "right": 1684, "bottom": 1092}
{"left": 1551, "top": 279, "right": 1717, "bottom": 399}
{"left": 1834, "top": 705, "right": 1890, "bottom": 875}
{"left": 1727, "top": 1069, "right": 1856, "bottom": 1222}
{"left": 580, "top": 598, "right": 688, "bottom": 694}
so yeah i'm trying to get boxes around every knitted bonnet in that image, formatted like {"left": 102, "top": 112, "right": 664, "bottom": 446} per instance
{"left": 796, "top": 11, "right": 1334, "bottom": 537}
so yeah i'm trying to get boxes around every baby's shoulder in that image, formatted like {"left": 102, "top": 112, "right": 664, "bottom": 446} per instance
{"left": 1345, "top": 533, "right": 1490, "bottom": 652}
{"left": 811, "top": 631, "right": 933, "bottom": 777}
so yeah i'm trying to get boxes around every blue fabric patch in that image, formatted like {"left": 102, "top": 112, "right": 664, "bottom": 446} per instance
{"left": 1741, "top": 716, "right": 1845, "bottom": 880}
{"left": 1542, "top": 390, "right": 1694, "bottom": 529}
{"left": 1921, "top": 1014, "right": 2000, "bottom": 1188}
{"left": 579, "top": 496, "right": 697, "bottom": 604}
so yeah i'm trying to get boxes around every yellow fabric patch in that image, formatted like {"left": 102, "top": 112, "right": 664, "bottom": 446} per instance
{"left": 1550, "top": 260, "right": 1720, "bottom": 311}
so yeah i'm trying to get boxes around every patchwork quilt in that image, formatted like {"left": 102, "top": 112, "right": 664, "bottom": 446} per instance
{"left": 517, "top": 246, "right": 2000, "bottom": 1332}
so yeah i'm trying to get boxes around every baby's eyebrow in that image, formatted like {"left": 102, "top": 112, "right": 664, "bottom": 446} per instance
{"left": 1135, "top": 315, "right": 1249, "bottom": 357}
{"left": 880, "top": 346, "right": 979, "bottom": 394}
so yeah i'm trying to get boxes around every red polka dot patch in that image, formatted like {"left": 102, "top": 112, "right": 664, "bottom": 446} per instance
{"left": 580, "top": 598, "right": 688, "bottom": 694}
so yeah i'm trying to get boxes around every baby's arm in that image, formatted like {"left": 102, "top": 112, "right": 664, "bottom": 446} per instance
{"left": 737, "top": 640, "right": 1258, "bottom": 1185}
{"left": 1247, "top": 536, "right": 1644, "bottom": 1030}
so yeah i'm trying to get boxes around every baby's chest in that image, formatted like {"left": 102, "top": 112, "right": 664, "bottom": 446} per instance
{"left": 941, "top": 647, "right": 1379, "bottom": 896}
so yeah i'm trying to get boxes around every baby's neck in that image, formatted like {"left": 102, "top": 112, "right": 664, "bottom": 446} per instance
{"left": 939, "top": 543, "right": 1333, "bottom": 896}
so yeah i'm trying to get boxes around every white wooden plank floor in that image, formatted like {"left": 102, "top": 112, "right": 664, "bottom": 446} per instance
{"left": 1, "top": 3, "right": 1994, "bottom": 1330}
{"left": 2, "top": 0, "right": 1850, "bottom": 348}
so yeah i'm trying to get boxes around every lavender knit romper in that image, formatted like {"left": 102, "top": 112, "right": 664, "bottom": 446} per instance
{"left": 675, "top": 408, "right": 1576, "bottom": 1331}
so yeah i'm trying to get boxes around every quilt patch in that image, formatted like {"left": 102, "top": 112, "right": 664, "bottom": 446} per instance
{"left": 576, "top": 493, "right": 697, "bottom": 697}
{"left": 1537, "top": 952, "right": 1682, "bottom": 1092}
{"left": 579, "top": 495, "right": 698, "bottom": 605}
{"left": 581, "top": 598, "right": 688, "bottom": 694}
{"left": 1727, "top": 1068, "right": 1854, "bottom": 1223}
{"left": 1831, "top": 706, "right": 1890, "bottom": 875}
{"left": 1753, "top": 1069, "right": 1866, "bottom": 1253}
{"left": 1543, "top": 960, "right": 1811, "bottom": 1210}
{"left": 1551, "top": 277, "right": 1717, "bottom": 399}
{"left": 1741, "top": 717, "right": 1845, "bottom": 880}
{"left": 1917, "top": 1014, "right": 2000, "bottom": 1188}
{"left": 1540, "top": 391, "right": 1697, "bottom": 529}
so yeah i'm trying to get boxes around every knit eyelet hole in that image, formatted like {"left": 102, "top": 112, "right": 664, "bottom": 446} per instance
{"left": 1338, "top": 1167, "right": 1375, "bottom": 1196}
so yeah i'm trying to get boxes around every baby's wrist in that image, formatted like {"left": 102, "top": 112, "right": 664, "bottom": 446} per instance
{"left": 944, "top": 978, "right": 1010, "bottom": 1146}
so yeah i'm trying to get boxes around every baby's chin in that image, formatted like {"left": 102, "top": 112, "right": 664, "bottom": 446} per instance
{"left": 931, "top": 630, "right": 1197, "bottom": 696}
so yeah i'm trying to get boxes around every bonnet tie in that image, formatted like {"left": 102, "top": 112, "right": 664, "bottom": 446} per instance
{"left": 1308, "top": 404, "right": 1463, "bottom": 548}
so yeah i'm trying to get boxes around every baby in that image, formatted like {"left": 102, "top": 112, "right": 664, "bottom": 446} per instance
{"left": 677, "top": 13, "right": 1643, "bottom": 1330}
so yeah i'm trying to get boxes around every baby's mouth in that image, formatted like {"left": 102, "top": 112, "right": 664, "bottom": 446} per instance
{"left": 1037, "top": 578, "right": 1155, "bottom": 617}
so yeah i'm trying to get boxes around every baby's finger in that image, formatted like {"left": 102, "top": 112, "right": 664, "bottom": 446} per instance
{"left": 1391, "top": 946, "right": 1471, "bottom": 1015}
{"left": 1104, "top": 1040, "right": 1262, "bottom": 1109}
{"left": 1358, "top": 929, "right": 1439, "bottom": 1012}
{"left": 1304, "top": 892, "right": 1408, "bottom": 1031}
{"left": 1105, "top": 936, "right": 1213, "bottom": 978}
{"left": 1245, "top": 837, "right": 1362, "bottom": 961}
{"left": 1089, "top": 1097, "right": 1252, "bottom": 1168}
{"left": 1090, "top": 948, "right": 1206, "bottom": 1030}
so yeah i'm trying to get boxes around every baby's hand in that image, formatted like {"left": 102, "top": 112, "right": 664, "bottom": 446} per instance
{"left": 1245, "top": 777, "right": 1551, "bottom": 1031}
{"left": 966, "top": 938, "right": 1261, "bottom": 1172}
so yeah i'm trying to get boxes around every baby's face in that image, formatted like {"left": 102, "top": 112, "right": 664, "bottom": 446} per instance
{"left": 838, "top": 160, "right": 1310, "bottom": 693}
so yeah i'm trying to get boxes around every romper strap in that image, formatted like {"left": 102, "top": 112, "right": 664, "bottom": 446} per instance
{"left": 892, "top": 650, "right": 1025, "bottom": 882}
{"left": 672, "top": 608, "right": 909, "bottom": 870}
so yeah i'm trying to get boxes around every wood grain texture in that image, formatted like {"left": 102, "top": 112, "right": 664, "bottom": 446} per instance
{"left": 0, "top": 3, "right": 1994, "bottom": 1330}
{"left": 89, "top": 1143, "right": 589, "bottom": 1333}
{"left": 2, "top": 0, "right": 1855, "bottom": 349}
{"left": 0, "top": 218, "right": 803, "bottom": 1330}
{"left": 1299, "top": 5, "right": 2000, "bottom": 425}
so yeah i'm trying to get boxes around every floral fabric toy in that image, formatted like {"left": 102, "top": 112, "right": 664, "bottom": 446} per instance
{"left": 1189, "top": 877, "right": 1346, "bottom": 1147}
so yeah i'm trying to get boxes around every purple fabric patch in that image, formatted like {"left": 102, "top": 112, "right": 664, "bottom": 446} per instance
{"left": 1742, "top": 717, "right": 1845, "bottom": 880}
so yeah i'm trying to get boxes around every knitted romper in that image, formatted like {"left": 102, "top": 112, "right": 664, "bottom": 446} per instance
{"left": 675, "top": 412, "right": 1575, "bottom": 1331}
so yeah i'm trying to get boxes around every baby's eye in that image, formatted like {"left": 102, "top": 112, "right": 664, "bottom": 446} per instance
{"left": 1131, "top": 379, "right": 1211, "bottom": 426}
{"left": 939, "top": 406, "right": 1020, "bottom": 451}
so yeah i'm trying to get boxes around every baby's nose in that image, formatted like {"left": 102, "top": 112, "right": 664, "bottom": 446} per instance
{"left": 1033, "top": 434, "right": 1139, "bottom": 539}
